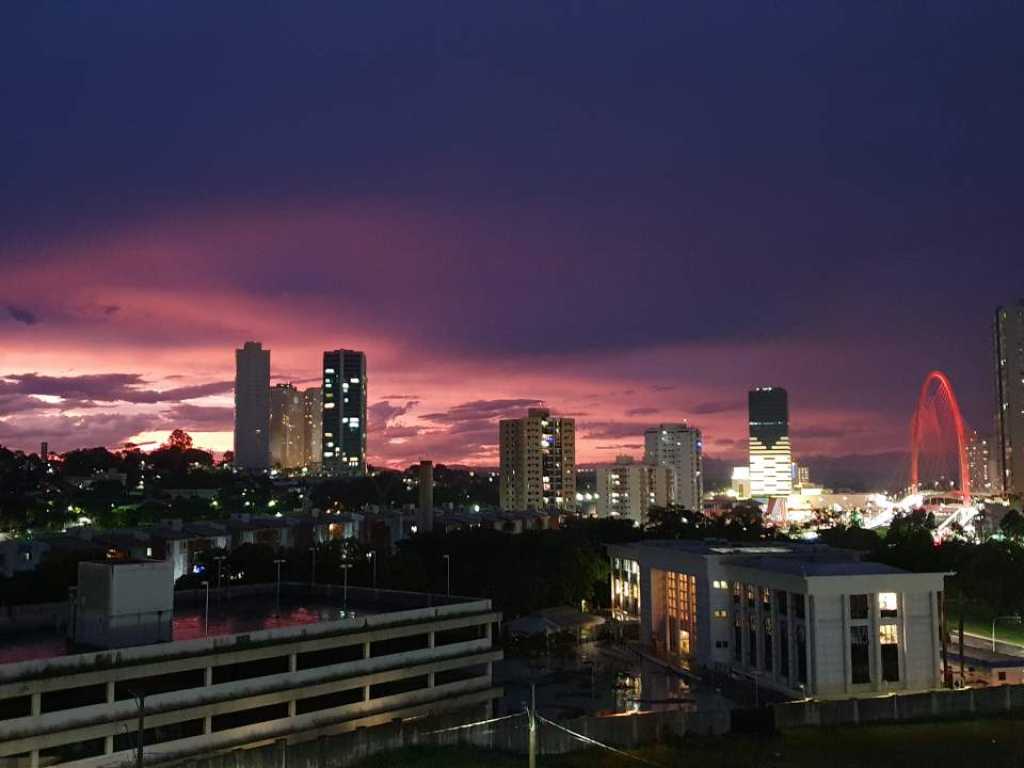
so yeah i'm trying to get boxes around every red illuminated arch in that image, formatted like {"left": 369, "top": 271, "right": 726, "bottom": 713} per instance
{"left": 909, "top": 370, "right": 970, "bottom": 504}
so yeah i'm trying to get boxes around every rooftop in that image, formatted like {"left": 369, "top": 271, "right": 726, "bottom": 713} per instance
{"left": 0, "top": 584, "right": 465, "bottom": 666}
{"left": 729, "top": 556, "right": 905, "bottom": 577}
{"left": 609, "top": 539, "right": 920, "bottom": 577}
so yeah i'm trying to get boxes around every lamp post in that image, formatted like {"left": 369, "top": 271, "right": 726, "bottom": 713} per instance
{"left": 443, "top": 554, "right": 451, "bottom": 597}
{"left": 273, "top": 558, "right": 286, "bottom": 613}
{"left": 201, "top": 580, "right": 210, "bottom": 637}
{"left": 341, "top": 563, "right": 352, "bottom": 610}
{"left": 991, "top": 615, "right": 1021, "bottom": 651}
{"left": 310, "top": 546, "right": 318, "bottom": 587}
{"left": 367, "top": 550, "right": 376, "bottom": 590}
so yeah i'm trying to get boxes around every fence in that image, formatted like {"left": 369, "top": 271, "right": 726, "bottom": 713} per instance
{"left": 773, "top": 683, "right": 1024, "bottom": 728}
{"left": 153, "top": 706, "right": 729, "bottom": 768}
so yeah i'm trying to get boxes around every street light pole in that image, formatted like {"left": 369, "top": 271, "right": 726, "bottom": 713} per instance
{"left": 204, "top": 579, "right": 210, "bottom": 635}
{"left": 273, "top": 558, "right": 286, "bottom": 613}
{"left": 367, "top": 550, "right": 376, "bottom": 589}
{"left": 310, "top": 546, "right": 317, "bottom": 587}
{"left": 341, "top": 563, "right": 351, "bottom": 610}
{"left": 991, "top": 615, "right": 1021, "bottom": 651}
{"left": 443, "top": 554, "right": 451, "bottom": 597}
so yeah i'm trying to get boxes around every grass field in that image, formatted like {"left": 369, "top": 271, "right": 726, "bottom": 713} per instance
{"left": 354, "top": 715, "right": 1024, "bottom": 767}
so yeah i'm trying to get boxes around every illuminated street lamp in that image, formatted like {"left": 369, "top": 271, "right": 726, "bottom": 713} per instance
{"left": 992, "top": 615, "right": 1021, "bottom": 651}
{"left": 367, "top": 550, "right": 376, "bottom": 589}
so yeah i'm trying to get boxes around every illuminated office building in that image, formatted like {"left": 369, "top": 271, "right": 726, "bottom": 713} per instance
{"left": 322, "top": 349, "right": 367, "bottom": 476}
{"left": 499, "top": 408, "right": 575, "bottom": 512}
{"left": 748, "top": 387, "right": 792, "bottom": 497}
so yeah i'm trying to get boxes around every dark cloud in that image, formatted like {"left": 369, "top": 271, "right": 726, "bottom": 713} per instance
{"left": 691, "top": 400, "right": 745, "bottom": 415}
{"left": 581, "top": 421, "right": 646, "bottom": 440}
{"left": 7, "top": 306, "right": 38, "bottom": 325}
{"left": 420, "top": 399, "right": 543, "bottom": 425}
{"left": 625, "top": 407, "right": 659, "bottom": 416}
{"left": 368, "top": 400, "right": 420, "bottom": 431}
{"left": 0, "top": 412, "right": 156, "bottom": 453}
{"left": 0, "top": 373, "right": 232, "bottom": 404}
{"left": 594, "top": 443, "right": 644, "bottom": 451}
{"left": 162, "top": 404, "right": 234, "bottom": 430}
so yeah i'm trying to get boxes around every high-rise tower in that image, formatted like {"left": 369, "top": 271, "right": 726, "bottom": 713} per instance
{"left": 302, "top": 387, "right": 323, "bottom": 467}
{"left": 499, "top": 408, "right": 576, "bottom": 512}
{"left": 233, "top": 341, "right": 270, "bottom": 470}
{"left": 748, "top": 387, "right": 792, "bottom": 497}
{"left": 643, "top": 423, "right": 703, "bottom": 510}
{"left": 322, "top": 349, "right": 367, "bottom": 476}
{"left": 995, "top": 301, "right": 1024, "bottom": 495}
{"left": 269, "top": 383, "right": 304, "bottom": 469}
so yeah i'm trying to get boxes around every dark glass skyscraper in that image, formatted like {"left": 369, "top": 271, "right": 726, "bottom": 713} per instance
{"left": 748, "top": 387, "right": 792, "bottom": 497}
{"left": 234, "top": 341, "right": 270, "bottom": 470}
{"left": 995, "top": 301, "right": 1024, "bottom": 495}
{"left": 321, "top": 349, "right": 367, "bottom": 476}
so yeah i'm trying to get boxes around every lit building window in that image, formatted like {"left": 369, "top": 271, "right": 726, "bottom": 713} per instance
{"left": 878, "top": 593, "right": 898, "bottom": 618}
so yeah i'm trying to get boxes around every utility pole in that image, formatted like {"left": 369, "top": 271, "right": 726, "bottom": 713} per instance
{"left": 528, "top": 682, "right": 536, "bottom": 768}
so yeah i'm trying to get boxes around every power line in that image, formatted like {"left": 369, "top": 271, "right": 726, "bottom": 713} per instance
{"left": 536, "top": 714, "right": 666, "bottom": 768}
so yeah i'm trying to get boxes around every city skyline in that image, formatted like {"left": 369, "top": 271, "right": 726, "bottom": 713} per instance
{"left": 1, "top": 5, "right": 1021, "bottom": 471}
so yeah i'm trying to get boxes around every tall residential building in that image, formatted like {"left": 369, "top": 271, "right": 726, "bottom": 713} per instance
{"left": 995, "top": 301, "right": 1024, "bottom": 495}
{"left": 748, "top": 387, "right": 792, "bottom": 497}
{"left": 967, "top": 429, "right": 998, "bottom": 497}
{"left": 269, "top": 383, "right": 304, "bottom": 469}
{"left": 322, "top": 349, "right": 367, "bottom": 476}
{"left": 233, "top": 341, "right": 270, "bottom": 470}
{"left": 643, "top": 424, "right": 703, "bottom": 509}
{"left": 596, "top": 456, "right": 672, "bottom": 525}
{"left": 302, "top": 387, "right": 323, "bottom": 467}
{"left": 499, "top": 407, "right": 576, "bottom": 512}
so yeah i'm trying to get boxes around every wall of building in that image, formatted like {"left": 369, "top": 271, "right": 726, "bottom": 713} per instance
{"left": 774, "top": 683, "right": 1024, "bottom": 729}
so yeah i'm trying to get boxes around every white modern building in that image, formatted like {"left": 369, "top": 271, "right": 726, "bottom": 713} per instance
{"left": 644, "top": 424, "right": 703, "bottom": 510}
{"left": 233, "top": 341, "right": 271, "bottom": 470}
{"left": 595, "top": 456, "right": 672, "bottom": 525}
{"left": 608, "top": 540, "right": 947, "bottom": 699}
